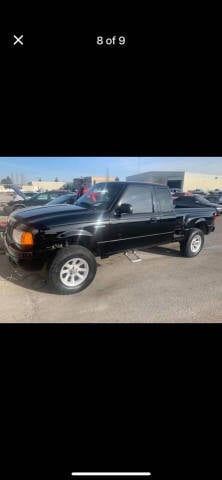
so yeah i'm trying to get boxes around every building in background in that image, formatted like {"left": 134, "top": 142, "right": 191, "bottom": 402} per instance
{"left": 126, "top": 171, "right": 222, "bottom": 192}
{"left": 31, "top": 181, "right": 66, "bottom": 191}
{"left": 73, "top": 176, "right": 116, "bottom": 191}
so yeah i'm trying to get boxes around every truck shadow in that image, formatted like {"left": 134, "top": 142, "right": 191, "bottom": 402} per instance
{"left": 0, "top": 246, "right": 180, "bottom": 297}
{"left": 0, "top": 254, "right": 50, "bottom": 294}
{"left": 0, "top": 253, "right": 102, "bottom": 295}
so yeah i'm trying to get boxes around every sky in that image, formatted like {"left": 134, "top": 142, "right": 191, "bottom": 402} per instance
{"left": 0, "top": 157, "right": 222, "bottom": 183}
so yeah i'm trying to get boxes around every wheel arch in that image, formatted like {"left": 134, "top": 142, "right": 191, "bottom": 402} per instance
{"left": 49, "top": 230, "right": 98, "bottom": 255}
{"left": 47, "top": 242, "right": 98, "bottom": 294}
{"left": 12, "top": 203, "right": 26, "bottom": 211}
{"left": 193, "top": 219, "right": 208, "bottom": 234}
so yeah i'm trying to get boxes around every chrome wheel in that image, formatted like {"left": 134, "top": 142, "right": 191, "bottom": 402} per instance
{"left": 60, "top": 257, "right": 89, "bottom": 287}
{"left": 190, "top": 234, "right": 202, "bottom": 253}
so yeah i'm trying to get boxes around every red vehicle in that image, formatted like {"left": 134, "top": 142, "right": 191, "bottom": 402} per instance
{"left": 77, "top": 186, "right": 88, "bottom": 198}
{"left": 0, "top": 221, "right": 7, "bottom": 232}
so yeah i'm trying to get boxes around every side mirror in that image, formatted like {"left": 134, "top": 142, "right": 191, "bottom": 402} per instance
{"left": 115, "top": 203, "right": 133, "bottom": 215}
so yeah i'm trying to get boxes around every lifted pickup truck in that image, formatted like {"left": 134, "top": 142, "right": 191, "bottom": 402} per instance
{"left": 3, "top": 182, "right": 216, "bottom": 294}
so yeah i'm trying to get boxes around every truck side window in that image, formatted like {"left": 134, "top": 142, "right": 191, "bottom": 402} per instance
{"left": 118, "top": 185, "right": 153, "bottom": 214}
{"left": 155, "top": 187, "right": 173, "bottom": 212}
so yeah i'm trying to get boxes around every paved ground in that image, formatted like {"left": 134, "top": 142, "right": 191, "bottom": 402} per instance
{"left": 0, "top": 217, "right": 222, "bottom": 322}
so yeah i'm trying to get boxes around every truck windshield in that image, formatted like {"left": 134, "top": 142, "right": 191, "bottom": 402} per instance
{"left": 75, "top": 182, "right": 122, "bottom": 210}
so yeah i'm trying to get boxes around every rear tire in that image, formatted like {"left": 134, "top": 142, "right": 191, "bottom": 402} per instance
{"left": 48, "top": 245, "right": 97, "bottom": 294}
{"left": 180, "top": 228, "right": 204, "bottom": 257}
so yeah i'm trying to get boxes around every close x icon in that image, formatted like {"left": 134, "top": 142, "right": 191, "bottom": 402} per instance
{"left": 11, "top": 33, "right": 24, "bottom": 46}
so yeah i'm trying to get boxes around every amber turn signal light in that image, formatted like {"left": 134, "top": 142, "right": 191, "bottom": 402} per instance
{"left": 21, "top": 231, "right": 34, "bottom": 246}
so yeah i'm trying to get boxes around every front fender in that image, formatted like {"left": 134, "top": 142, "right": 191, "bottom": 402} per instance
{"left": 194, "top": 217, "right": 208, "bottom": 227}
{"left": 55, "top": 228, "right": 97, "bottom": 252}
{"left": 57, "top": 228, "right": 93, "bottom": 240}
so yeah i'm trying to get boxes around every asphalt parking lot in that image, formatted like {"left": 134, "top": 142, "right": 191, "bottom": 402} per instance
{"left": 1, "top": 216, "right": 222, "bottom": 322}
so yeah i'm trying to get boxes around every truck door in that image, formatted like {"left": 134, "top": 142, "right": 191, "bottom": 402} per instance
{"left": 102, "top": 184, "right": 163, "bottom": 254}
{"left": 152, "top": 185, "right": 177, "bottom": 243}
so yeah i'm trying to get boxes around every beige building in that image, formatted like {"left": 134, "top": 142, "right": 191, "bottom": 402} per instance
{"left": 182, "top": 172, "right": 222, "bottom": 192}
{"left": 0, "top": 185, "right": 14, "bottom": 192}
{"left": 92, "top": 176, "right": 116, "bottom": 183}
{"left": 31, "top": 181, "right": 66, "bottom": 191}
{"left": 0, "top": 183, "right": 65, "bottom": 193}
{"left": 126, "top": 171, "right": 222, "bottom": 192}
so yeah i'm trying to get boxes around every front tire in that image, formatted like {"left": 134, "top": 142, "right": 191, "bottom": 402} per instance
{"left": 47, "top": 245, "right": 97, "bottom": 294}
{"left": 180, "top": 228, "right": 204, "bottom": 257}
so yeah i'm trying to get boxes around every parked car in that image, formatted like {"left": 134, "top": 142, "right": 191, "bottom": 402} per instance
{"left": 173, "top": 194, "right": 222, "bottom": 215}
{"left": 206, "top": 194, "right": 222, "bottom": 204}
{"left": 172, "top": 191, "right": 196, "bottom": 200}
{"left": 3, "top": 190, "right": 69, "bottom": 215}
{"left": 212, "top": 189, "right": 222, "bottom": 194}
{"left": 172, "top": 192, "right": 192, "bottom": 198}
{"left": 191, "top": 189, "right": 207, "bottom": 195}
{"left": 170, "top": 188, "right": 182, "bottom": 195}
{"left": 47, "top": 193, "right": 77, "bottom": 206}
{"left": 22, "top": 191, "right": 39, "bottom": 199}
{"left": 3, "top": 182, "right": 216, "bottom": 294}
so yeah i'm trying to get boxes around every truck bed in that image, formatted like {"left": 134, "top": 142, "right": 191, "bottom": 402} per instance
{"left": 175, "top": 206, "right": 216, "bottom": 218}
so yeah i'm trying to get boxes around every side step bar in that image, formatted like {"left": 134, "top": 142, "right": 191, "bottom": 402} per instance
{"left": 124, "top": 249, "right": 142, "bottom": 263}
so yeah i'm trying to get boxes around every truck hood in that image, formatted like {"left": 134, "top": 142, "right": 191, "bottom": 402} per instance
{"left": 10, "top": 204, "right": 102, "bottom": 228}
{"left": 10, "top": 185, "right": 26, "bottom": 200}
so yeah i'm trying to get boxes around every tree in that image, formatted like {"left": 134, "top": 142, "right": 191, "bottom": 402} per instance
{"left": 63, "top": 182, "right": 72, "bottom": 190}
{"left": 38, "top": 178, "right": 42, "bottom": 182}
{"left": 54, "top": 177, "right": 59, "bottom": 182}
{"left": 1, "top": 176, "right": 13, "bottom": 185}
{"left": 20, "top": 173, "right": 26, "bottom": 186}
{"left": 115, "top": 176, "right": 120, "bottom": 182}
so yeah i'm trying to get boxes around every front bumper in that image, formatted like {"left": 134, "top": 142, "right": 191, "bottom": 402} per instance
{"left": 3, "top": 233, "right": 46, "bottom": 268}
{"left": 3, "top": 233, "right": 33, "bottom": 262}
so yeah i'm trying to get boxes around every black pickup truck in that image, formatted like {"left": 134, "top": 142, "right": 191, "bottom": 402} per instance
{"left": 3, "top": 182, "right": 216, "bottom": 294}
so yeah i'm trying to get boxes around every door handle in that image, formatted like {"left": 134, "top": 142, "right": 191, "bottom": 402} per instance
{"left": 147, "top": 217, "right": 159, "bottom": 223}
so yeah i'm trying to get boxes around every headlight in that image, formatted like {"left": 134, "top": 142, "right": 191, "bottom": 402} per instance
{"left": 12, "top": 229, "right": 34, "bottom": 246}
